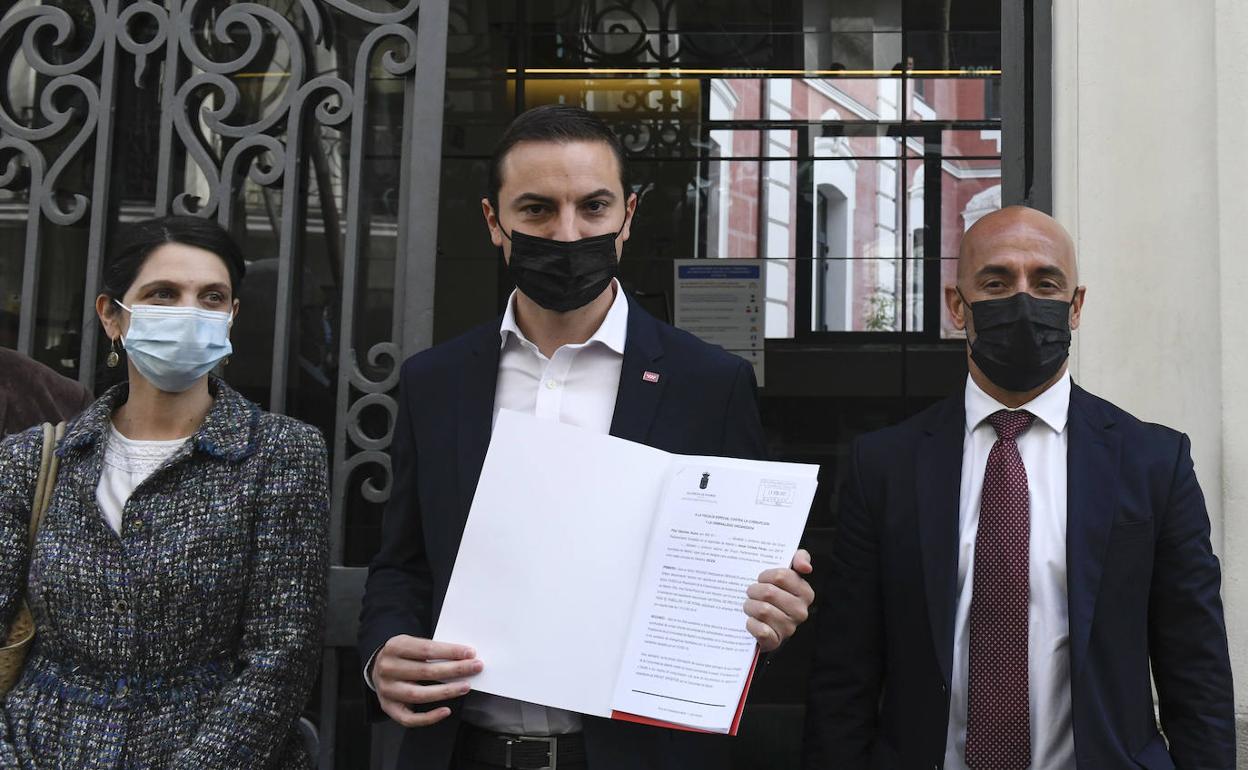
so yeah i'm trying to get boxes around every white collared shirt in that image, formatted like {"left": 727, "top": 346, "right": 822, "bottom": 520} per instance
{"left": 461, "top": 281, "right": 629, "bottom": 736}
{"left": 944, "top": 372, "right": 1075, "bottom": 770}
{"left": 491, "top": 280, "right": 628, "bottom": 435}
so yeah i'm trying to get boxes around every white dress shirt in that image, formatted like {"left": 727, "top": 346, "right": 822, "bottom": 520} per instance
{"left": 96, "top": 425, "right": 188, "bottom": 534}
{"left": 365, "top": 282, "right": 629, "bottom": 736}
{"left": 944, "top": 372, "right": 1075, "bottom": 770}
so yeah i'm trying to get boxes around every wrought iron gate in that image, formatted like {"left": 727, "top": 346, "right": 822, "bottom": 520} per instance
{"left": 0, "top": 0, "right": 448, "bottom": 766}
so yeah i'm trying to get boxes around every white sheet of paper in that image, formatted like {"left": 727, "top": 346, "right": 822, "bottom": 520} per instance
{"left": 433, "top": 409, "right": 817, "bottom": 727}
{"left": 609, "top": 460, "right": 817, "bottom": 731}
{"left": 433, "top": 410, "right": 670, "bottom": 717}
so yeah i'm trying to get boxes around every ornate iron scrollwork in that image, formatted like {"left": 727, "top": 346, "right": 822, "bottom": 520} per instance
{"left": 0, "top": 4, "right": 447, "bottom": 764}
{"left": 533, "top": 0, "right": 777, "bottom": 68}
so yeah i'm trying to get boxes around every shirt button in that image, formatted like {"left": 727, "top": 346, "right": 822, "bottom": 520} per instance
{"left": 115, "top": 678, "right": 128, "bottom": 697}
{"left": 545, "top": 380, "right": 558, "bottom": 390}
{"left": 114, "top": 599, "right": 128, "bottom": 613}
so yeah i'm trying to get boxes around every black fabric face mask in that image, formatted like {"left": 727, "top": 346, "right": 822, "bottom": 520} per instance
{"left": 501, "top": 221, "right": 625, "bottom": 313}
{"left": 959, "top": 289, "right": 1075, "bottom": 392}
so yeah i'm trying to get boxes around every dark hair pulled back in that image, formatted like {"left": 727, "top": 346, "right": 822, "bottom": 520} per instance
{"left": 101, "top": 216, "right": 246, "bottom": 306}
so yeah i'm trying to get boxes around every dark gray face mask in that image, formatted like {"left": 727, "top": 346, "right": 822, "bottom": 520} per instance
{"left": 959, "top": 288, "right": 1075, "bottom": 392}
{"left": 500, "top": 219, "right": 626, "bottom": 313}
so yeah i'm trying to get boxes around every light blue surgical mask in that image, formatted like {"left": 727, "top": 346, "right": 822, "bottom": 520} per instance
{"left": 114, "top": 300, "right": 234, "bottom": 393}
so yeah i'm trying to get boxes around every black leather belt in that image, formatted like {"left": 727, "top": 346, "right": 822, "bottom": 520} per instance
{"left": 457, "top": 722, "right": 588, "bottom": 770}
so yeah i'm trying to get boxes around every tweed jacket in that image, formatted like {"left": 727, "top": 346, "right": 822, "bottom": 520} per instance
{"left": 0, "top": 378, "right": 329, "bottom": 769}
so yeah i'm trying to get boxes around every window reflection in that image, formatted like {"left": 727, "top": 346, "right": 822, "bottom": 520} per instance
{"left": 442, "top": 0, "right": 1003, "bottom": 342}
{"left": 692, "top": 77, "right": 999, "bottom": 337}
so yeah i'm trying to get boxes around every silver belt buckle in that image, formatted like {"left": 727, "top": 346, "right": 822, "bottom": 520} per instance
{"left": 503, "top": 734, "right": 557, "bottom": 770}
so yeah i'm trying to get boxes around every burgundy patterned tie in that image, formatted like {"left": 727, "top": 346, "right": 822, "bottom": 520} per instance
{"left": 965, "top": 409, "right": 1035, "bottom": 770}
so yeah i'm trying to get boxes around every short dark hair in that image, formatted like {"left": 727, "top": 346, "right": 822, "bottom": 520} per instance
{"left": 487, "top": 104, "right": 630, "bottom": 206}
{"left": 101, "top": 216, "right": 247, "bottom": 307}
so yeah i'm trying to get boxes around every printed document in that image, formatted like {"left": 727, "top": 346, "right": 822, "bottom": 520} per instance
{"left": 434, "top": 410, "right": 817, "bottom": 734}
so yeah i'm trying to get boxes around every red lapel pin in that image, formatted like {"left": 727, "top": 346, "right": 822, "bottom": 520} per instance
{"left": 642, "top": 371, "right": 661, "bottom": 383}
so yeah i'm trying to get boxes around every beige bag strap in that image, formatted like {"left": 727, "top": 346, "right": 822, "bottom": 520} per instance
{"left": 28, "top": 422, "right": 65, "bottom": 548}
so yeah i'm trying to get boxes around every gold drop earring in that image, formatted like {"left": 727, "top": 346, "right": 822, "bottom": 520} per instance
{"left": 106, "top": 337, "right": 121, "bottom": 368}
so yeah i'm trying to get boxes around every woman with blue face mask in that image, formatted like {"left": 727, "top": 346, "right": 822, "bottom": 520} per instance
{"left": 0, "top": 216, "right": 329, "bottom": 768}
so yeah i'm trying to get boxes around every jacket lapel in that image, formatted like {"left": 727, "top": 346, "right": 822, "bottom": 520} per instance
{"left": 1065, "top": 384, "right": 1120, "bottom": 678}
{"left": 608, "top": 296, "right": 666, "bottom": 444}
{"left": 456, "top": 321, "right": 503, "bottom": 524}
{"left": 916, "top": 394, "right": 966, "bottom": 686}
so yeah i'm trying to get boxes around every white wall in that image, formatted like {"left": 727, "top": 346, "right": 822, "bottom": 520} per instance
{"left": 1216, "top": 0, "right": 1248, "bottom": 760}
{"left": 1054, "top": 0, "right": 1247, "bottom": 758}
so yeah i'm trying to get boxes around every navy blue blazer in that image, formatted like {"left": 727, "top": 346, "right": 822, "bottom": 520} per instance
{"left": 802, "top": 383, "right": 1234, "bottom": 770}
{"left": 358, "top": 295, "right": 767, "bottom": 770}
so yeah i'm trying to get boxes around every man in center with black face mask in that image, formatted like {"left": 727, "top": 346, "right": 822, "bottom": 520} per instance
{"left": 802, "top": 205, "right": 1234, "bottom": 770}
{"left": 358, "top": 104, "right": 816, "bottom": 770}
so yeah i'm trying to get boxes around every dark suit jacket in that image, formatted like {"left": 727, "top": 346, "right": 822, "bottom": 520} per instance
{"left": 802, "top": 383, "right": 1234, "bottom": 770}
{"left": 0, "top": 348, "right": 93, "bottom": 437}
{"left": 358, "top": 295, "right": 767, "bottom": 770}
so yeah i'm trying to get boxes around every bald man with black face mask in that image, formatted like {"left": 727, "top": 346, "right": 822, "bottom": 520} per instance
{"left": 802, "top": 206, "right": 1234, "bottom": 770}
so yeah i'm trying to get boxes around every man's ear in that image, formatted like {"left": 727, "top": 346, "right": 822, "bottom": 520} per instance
{"left": 482, "top": 197, "right": 504, "bottom": 248}
{"left": 618, "top": 191, "right": 638, "bottom": 245}
{"left": 1069, "top": 285, "right": 1087, "bottom": 331}
{"left": 945, "top": 285, "right": 968, "bottom": 332}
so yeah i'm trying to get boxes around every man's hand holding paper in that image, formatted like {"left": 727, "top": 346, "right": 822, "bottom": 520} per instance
{"left": 371, "top": 637, "right": 482, "bottom": 728}
{"left": 746, "top": 548, "right": 815, "bottom": 652}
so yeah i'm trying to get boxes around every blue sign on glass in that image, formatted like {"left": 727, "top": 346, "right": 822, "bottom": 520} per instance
{"left": 677, "top": 265, "right": 761, "bottom": 280}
